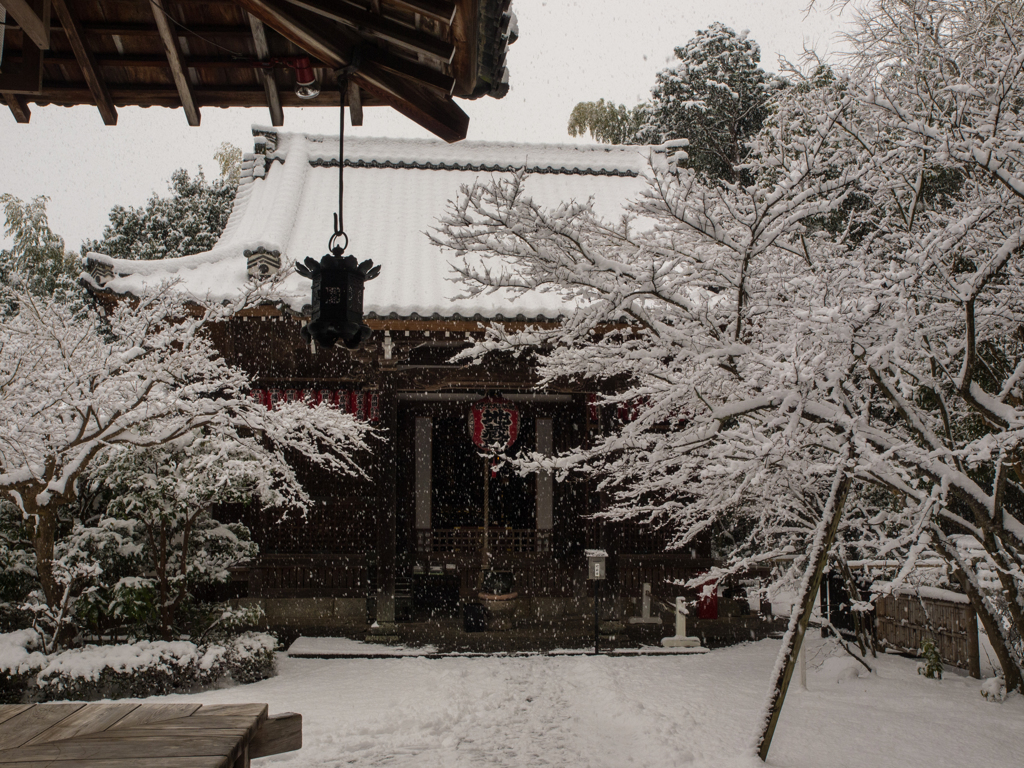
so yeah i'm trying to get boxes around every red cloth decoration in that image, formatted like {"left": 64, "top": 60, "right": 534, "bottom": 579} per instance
{"left": 469, "top": 396, "right": 519, "bottom": 454}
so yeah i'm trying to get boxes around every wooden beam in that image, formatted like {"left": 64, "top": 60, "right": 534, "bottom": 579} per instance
{"left": 236, "top": 0, "right": 466, "bottom": 138}
{"left": 248, "top": 13, "right": 284, "bottom": 126}
{"left": 383, "top": 0, "right": 456, "bottom": 26}
{"left": 35, "top": 83, "right": 365, "bottom": 108}
{"left": 3, "top": 0, "right": 50, "bottom": 50}
{"left": 234, "top": 0, "right": 348, "bottom": 69}
{"left": 353, "top": 58, "right": 467, "bottom": 142}
{"left": 149, "top": 0, "right": 200, "bottom": 125}
{"left": 50, "top": 0, "right": 116, "bottom": 125}
{"left": 281, "top": 0, "right": 455, "bottom": 62}
{"left": 1, "top": 92, "right": 32, "bottom": 122}
{"left": 52, "top": 23, "right": 255, "bottom": 38}
{"left": 346, "top": 79, "right": 362, "bottom": 126}
{"left": 449, "top": 0, "right": 477, "bottom": 97}
{"left": 0, "top": 41, "right": 43, "bottom": 93}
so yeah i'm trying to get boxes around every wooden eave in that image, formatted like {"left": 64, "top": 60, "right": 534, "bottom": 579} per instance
{"left": 1, "top": 0, "right": 511, "bottom": 141}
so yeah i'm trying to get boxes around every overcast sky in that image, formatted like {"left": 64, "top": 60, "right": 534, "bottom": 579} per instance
{"left": 1, "top": 0, "right": 854, "bottom": 251}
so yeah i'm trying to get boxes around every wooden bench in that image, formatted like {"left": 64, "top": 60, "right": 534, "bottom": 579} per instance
{"left": 0, "top": 702, "right": 302, "bottom": 767}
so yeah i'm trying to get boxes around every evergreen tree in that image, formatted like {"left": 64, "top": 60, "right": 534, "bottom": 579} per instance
{"left": 639, "top": 23, "right": 779, "bottom": 180}
{"left": 0, "top": 194, "right": 80, "bottom": 298}
{"left": 83, "top": 164, "right": 238, "bottom": 262}
{"left": 568, "top": 23, "right": 779, "bottom": 181}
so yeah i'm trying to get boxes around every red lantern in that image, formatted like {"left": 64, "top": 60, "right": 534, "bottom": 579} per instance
{"left": 469, "top": 397, "right": 519, "bottom": 454}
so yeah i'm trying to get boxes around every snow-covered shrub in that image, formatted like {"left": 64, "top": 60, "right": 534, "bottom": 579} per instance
{"left": 31, "top": 631, "right": 276, "bottom": 701}
{"left": 917, "top": 640, "right": 943, "bottom": 680}
{"left": 0, "top": 630, "right": 46, "bottom": 703}
{"left": 981, "top": 676, "right": 1007, "bottom": 702}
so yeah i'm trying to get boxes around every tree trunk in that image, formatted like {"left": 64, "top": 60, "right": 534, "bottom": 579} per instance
{"left": 756, "top": 463, "right": 852, "bottom": 762}
{"left": 953, "top": 567, "right": 1022, "bottom": 692}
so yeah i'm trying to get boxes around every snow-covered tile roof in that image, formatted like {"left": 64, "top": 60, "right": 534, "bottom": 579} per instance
{"left": 87, "top": 129, "right": 655, "bottom": 320}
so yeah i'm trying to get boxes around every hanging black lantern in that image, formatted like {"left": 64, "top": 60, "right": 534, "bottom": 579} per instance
{"left": 296, "top": 250, "right": 380, "bottom": 349}
{"left": 296, "top": 71, "right": 381, "bottom": 351}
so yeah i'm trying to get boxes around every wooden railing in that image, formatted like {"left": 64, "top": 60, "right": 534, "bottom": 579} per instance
{"left": 247, "top": 554, "right": 367, "bottom": 598}
{"left": 417, "top": 528, "right": 552, "bottom": 554}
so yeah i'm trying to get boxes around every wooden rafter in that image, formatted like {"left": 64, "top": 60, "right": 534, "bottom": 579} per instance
{"left": 50, "top": 0, "right": 117, "bottom": 125}
{"left": 149, "top": 0, "right": 201, "bottom": 125}
{"left": 281, "top": 0, "right": 455, "bottom": 63}
{"left": 248, "top": 14, "right": 284, "bottom": 126}
{"left": 235, "top": 0, "right": 468, "bottom": 141}
{"left": 383, "top": 0, "right": 457, "bottom": 26}
{"left": 36, "top": 84, "right": 356, "bottom": 108}
{"left": 1, "top": 93, "right": 32, "bottom": 123}
{"left": 3, "top": 0, "right": 50, "bottom": 50}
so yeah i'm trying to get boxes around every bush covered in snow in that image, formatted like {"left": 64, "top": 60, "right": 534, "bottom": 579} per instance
{"left": 0, "top": 629, "right": 276, "bottom": 702}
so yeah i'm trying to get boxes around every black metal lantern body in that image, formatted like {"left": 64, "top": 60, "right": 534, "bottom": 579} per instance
{"left": 296, "top": 250, "right": 380, "bottom": 349}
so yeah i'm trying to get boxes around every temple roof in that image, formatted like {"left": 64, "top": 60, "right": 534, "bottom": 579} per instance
{"left": 85, "top": 127, "right": 659, "bottom": 322}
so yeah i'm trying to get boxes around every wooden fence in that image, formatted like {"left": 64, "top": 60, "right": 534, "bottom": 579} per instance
{"left": 875, "top": 592, "right": 981, "bottom": 678}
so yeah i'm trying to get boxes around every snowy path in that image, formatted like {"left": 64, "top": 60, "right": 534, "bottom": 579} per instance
{"left": 143, "top": 638, "right": 1023, "bottom": 768}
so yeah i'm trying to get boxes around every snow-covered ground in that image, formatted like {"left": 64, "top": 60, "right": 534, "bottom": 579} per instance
{"left": 142, "top": 636, "right": 1022, "bottom": 768}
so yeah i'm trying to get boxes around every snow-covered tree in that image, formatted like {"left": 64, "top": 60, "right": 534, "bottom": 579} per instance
{"left": 82, "top": 167, "right": 236, "bottom": 262}
{"left": 0, "top": 194, "right": 80, "bottom": 299}
{"left": 567, "top": 24, "right": 779, "bottom": 180}
{"left": 71, "top": 431, "right": 280, "bottom": 642}
{"left": 0, "top": 280, "right": 370, "bottom": 647}
{"left": 636, "top": 22, "right": 779, "bottom": 180}
{"left": 436, "top": 0, "right": 1024, "bottom": 754}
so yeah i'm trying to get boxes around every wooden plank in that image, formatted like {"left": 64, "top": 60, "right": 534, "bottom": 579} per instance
{"left": 50, "top": 0, "right": 117, "bottom": 125}
{"left": 0, "top": 759, "right": 225, "bottom": 768}
{"left": 248, "top": 14, "right": 284, "bottom": 126}
{"left": 281, "top": 0, "right": 454, "bottom": 62}
{"left": 383, "top": 0, "right": 456, "bottom": 25}
{"left": 3, "top": 0, "right": 50, "bottom": 50}
{"left": 249, "top": 712, "right": 302, "bottom": 758}
{"left": 347, "top": 79, "right": 363, "bottom": 126}
{"left": 23, "top": 703, "right": 140, "bottom": 746}
{"left": 1, "top": 733, "right": 244, "bottom": 761}
{"left": 149, "top": 0, "right": 201, "bottom": 125}
{"left": 1, "top": 93, "right": 32, "bottom": 122}
{"left": 77, "top": 725, "right": 251, "bottom": 740}
{"left": 0, "top": 704, "right": 85, "bottom": 751}
{"left": 0, "top": 706, "right": 34, "bottom": 727}
{"left": 190, "top": 703, "right": 268, "bottom": 721}
{"left": 106, "top": 703, "right": 201, "bottom": 729}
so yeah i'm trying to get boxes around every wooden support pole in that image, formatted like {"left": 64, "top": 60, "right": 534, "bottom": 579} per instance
{"left": 756, "top": 462, "right": 852, "bottom": 762}
{"left": 50, "top": 0, "right": 117, "bottom": 125}
{"left": 1, "top": 92, "right": 32, "bottom": 122}
{"left": 149, "top": 0, "right": 200, "bottom": 125}
{"left": 375, "top": 373, "right": 398, "bottom": 624}
{"left": 3, "top": 0, "right": 50, "bottom": 50}
{"left": 247, "top": 14, "right": 284, "bottom": 126}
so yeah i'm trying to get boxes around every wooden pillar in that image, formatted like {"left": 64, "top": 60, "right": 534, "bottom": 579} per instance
{"left": 374, "top": 373, "right": 398, "bottom": 624}
{"left": 414, "top": 416, "right": 432, "bottom": 534}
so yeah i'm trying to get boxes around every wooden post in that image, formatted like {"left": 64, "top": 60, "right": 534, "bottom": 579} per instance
{"left": 375, "top": 374, "right": 398, "bottom": 624}
{"left": 756, "top": 463, "right": 852, "bottom": 762}
{"left": 481, "top": 457, "right": 490, "bottom": 571}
